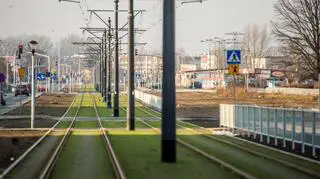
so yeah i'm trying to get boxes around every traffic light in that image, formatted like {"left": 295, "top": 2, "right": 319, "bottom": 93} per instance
{"left": 18, "top": 44, "right": 23, "bottom": 59}
{"left": 135, "top": 49, "right": 138, "bottom": 56}
{"left": 55, "top": 61, "right": 58, "bottom": 66}
{"left": 45, "top": 72, "right": 51, "bottom": 77}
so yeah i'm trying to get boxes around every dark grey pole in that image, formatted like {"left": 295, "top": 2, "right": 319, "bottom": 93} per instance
{"left": 162, "top": 0, "right": 176, "bottom": 163}
{"left": 113, "top": 0, "right": 120, "bottom": 117}
{"left": 100, "top": 43, "right": 103, "bottom": 94}
{"left": 104, "top": 29, "right": 107, "bottom": 102}
{"left": 127, "top": 0, "right": 135, "bottom": 130}
{"left": 107, "top": 17, "right": 112, "bottom": 108}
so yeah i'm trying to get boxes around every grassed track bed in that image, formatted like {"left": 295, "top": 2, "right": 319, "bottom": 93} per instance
{"left": 50, "top": 130, "right": 114, "bottom": 179}
{"left": 107, "top": 129, "right": 239, "bottom": 179}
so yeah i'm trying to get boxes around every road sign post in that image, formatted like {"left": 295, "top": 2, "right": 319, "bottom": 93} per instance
{"left": 226, "top": 50, "right": 241, "bottom": 104}
{"left": 0, "top": 73, "right": 6, "bottom": 106}
{"left": 18, "top": 68, "right": 25, "bottom": 115}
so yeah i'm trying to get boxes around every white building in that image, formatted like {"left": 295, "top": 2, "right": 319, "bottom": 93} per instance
{"left": 200, "top": 54, "right": 217, "bottom": 70}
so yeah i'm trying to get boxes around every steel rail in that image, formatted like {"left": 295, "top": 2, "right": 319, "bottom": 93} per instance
{"left": 137, "top": 105, "right": 320, "bottom": 178}
{"left": 176, "top": 121, "right": 320, "bottom": 178}
{"left": 119, "top": 104, "right": 255, "bottom": 179}
{"left": 92, "top": 93, "right": 126, "bottom": 179}
{"left": 0, "top": 94, "right": 79, "bottom": 179}
{"left": 39, "top": 93, "right": 84, "bottom": 179}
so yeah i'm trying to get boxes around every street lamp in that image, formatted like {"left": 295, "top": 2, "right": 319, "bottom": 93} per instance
{"left": 200, "top": 39, "right": 213, "bottom": 77}
{"left": 29, "top": 40, "right": 38, "bottom": 129}
{"left": 58, "top": 0, "right": 80, "bottom": 3}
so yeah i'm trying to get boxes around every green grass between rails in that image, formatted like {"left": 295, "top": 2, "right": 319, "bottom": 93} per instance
{"left": 177, "top": 120, "right": 320, "bottom": 174}
{"left": 102, "top": 120, "right": 147, "bottom": 128}
{"left": 56, "top": 121, "right": 71, "bottom": 128}
{"left": 74, "top": 121, "right": 99, "bottom": 128}
{"left": 50, "top": 131, "right": 114, "bottom": 179}
{"left": 214, "top": 135, "right": 320, "bottom": 174}
{"left": 108, "top": 129, "right": 239, "bottom": 179}
{"left": 63, "top": 89, "right": 319, "bottom": 178}
{"left": 177, "top": 129, "right": 314, "bottom": 179}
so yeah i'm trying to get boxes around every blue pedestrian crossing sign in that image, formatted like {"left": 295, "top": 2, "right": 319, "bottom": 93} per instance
{"left": 226, "top": 50, "right": 241, "bottom": 64}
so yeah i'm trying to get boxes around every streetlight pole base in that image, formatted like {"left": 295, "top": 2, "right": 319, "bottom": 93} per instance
{"left": 113, "top": 108, "right": 119, "bottom": 117}
{"left": 107, "top": 93, "right": 112, "bottom": 108}
{"left": 161, "top": 140, "right": 176, "bottom": 162}
{"left": 127, "top": 117, "right": 135, "bottom": 131}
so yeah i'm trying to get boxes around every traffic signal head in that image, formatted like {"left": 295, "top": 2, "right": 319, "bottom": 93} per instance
{"left": 135, "top": 49, "right": 138, "bottom": 56}
{"left": 18, "top": 44, "right": 23, "bottom": 59}
{"left": 18, "top": 44, "right": 23, "bottom": 53}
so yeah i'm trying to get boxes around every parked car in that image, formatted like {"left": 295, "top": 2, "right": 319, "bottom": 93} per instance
{"left": 37, "top": 86, "right": 46, "bottom": 92}
{"left": 15, "top": 84, "right": 30, "bottom": 96}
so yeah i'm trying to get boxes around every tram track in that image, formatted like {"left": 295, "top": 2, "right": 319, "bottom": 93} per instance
{"left": 38, "top": 93, "right": 84, "bottom": 179}
{"left": 132, "top": 102, "right": 320, "bottom": 179}
{"left": 43, "top": 90, "right": 125, "bottom": 179}
{"left": 91, "top": 93, "right": 126, "bottom": 179}
{"left": 0, "top": 92, "right": 80, "bottom": 179}
{"left": 119, "top": 105, "right": 256, "bottom": 179}
{"left": 1, "top": 89, "right": 125, "bottom": 179}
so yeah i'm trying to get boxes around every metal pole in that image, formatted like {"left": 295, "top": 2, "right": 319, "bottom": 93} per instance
{"left": 100, "top": 43, "right": 103, "bottom": 95}
{"left": 233, "top": 74, "right": 236, "bottom": 103}
{"left": 162, "top": 0, "right": 176, "bottom": 163}
{"left": 13, "top": 57, "right": 16, "bottom": 86}
{"left": 104, "top": 30, "right": 107, "bottom": 102}
{"left": 127, "top": 0, "right": 135, "bottom": 130}
{"left": 301, "top": 111, "right": 305, "bottom": 154}
{"left": 209, "top": 43, "right": 211, "bottom": 78}
{"left": 107, "top": 17, "right": 112, "bottom": 108}
{"left": 283, "top": 110, "right": 286, "bottom": 148}
{"left": 19, "top": 76, "right": 21, "bottom": 115}
{"left": 312, "top": 112, "right": 316, "bottom": 156}
{"left": 6, "top": 61, "right": 8, "bottom": 91}
{"left": 114, "top": 0, "right": 120, "bottom": 116}
{"left": 275, "top": 109, "right": 278, "bottom": 146}
{"left": 48, "top": 56, "right": 51, "bottom": 92}
{"left": 31, "top": 51, "right": 35, "bottom": 128}
{"left": 58, "top": 41, "right": 61, "bottom": 91}
{"left": 318, "top": 73, "right": 320, "bottom": 112}
{"left": 69, "top": 68, "right": 71, "bottom": 93}
{"left": 292, "top": 110, "right": 296, "bottom": 150}
{"left": 71, "top": 71, "right": 73, "bottom": 93}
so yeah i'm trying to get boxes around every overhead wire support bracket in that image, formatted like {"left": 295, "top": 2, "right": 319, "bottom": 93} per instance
{"left": 87, "top": 9, "right": 146, "bottom": 13}
{"left": 91, "top": 11, "right": 111, "bottom": 28}
{"left": 82, "top": 28, "right": 102, "bottom": 40}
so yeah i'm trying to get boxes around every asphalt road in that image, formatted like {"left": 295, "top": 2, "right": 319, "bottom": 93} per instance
{"left": 0, "top": 93, "right": 30, "bottom": 115}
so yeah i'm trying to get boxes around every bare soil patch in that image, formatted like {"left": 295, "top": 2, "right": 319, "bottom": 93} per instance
{"left": 0, "top": 118, "right": 57, "bottom": 128}
{"left": 5, "top": 93, "right": 75, "bottom": 117}
{"left": 150, "top": 88, "right": 317, "bottom": 118}
{"left": 0, "top": 130, "right": 46, "bottom": 173}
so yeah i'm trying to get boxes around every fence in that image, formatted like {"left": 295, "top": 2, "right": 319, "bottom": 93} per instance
{"left": 220, "top": 104, "right": 319, "bottom": 156}
{"left": 134, "top": 90, "right": 162, "bottom": 111}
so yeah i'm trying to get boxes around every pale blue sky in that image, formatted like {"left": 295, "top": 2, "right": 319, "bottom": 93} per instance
{"left": 0, "top": 0, "right": 278, "bottom": 55}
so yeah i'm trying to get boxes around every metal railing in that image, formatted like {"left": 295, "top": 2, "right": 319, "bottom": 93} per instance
{"left": 220, "top": 104, "right": 319, "bottom": 157}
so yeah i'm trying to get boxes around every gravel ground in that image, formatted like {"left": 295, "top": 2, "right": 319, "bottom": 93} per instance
{"left": 0, "top": 118, "right": 57, "bottom": 128}
{"left": 0, "top": 93, "right": 75, "bottom": 175}
{"left": 173, "top": 90, "right": 317, "bottom": 118}
{"left": 5, "top": 93, "right": 75, "bottom": 117}
{"left": 0, "top": 130, "right": 47, "bottom": 173}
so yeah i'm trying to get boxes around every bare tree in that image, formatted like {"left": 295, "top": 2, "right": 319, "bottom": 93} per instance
{"left": 0, "top": 34, "right": 53, "bottom": 56}
{"left": 272, "top": 0, "right": 320, "bottom": 80}
{"left": 242, "top": 24, "right": 271, "bottom": 68}
{"left": 59, "top": 34, "right": 83, "bottom": 58}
